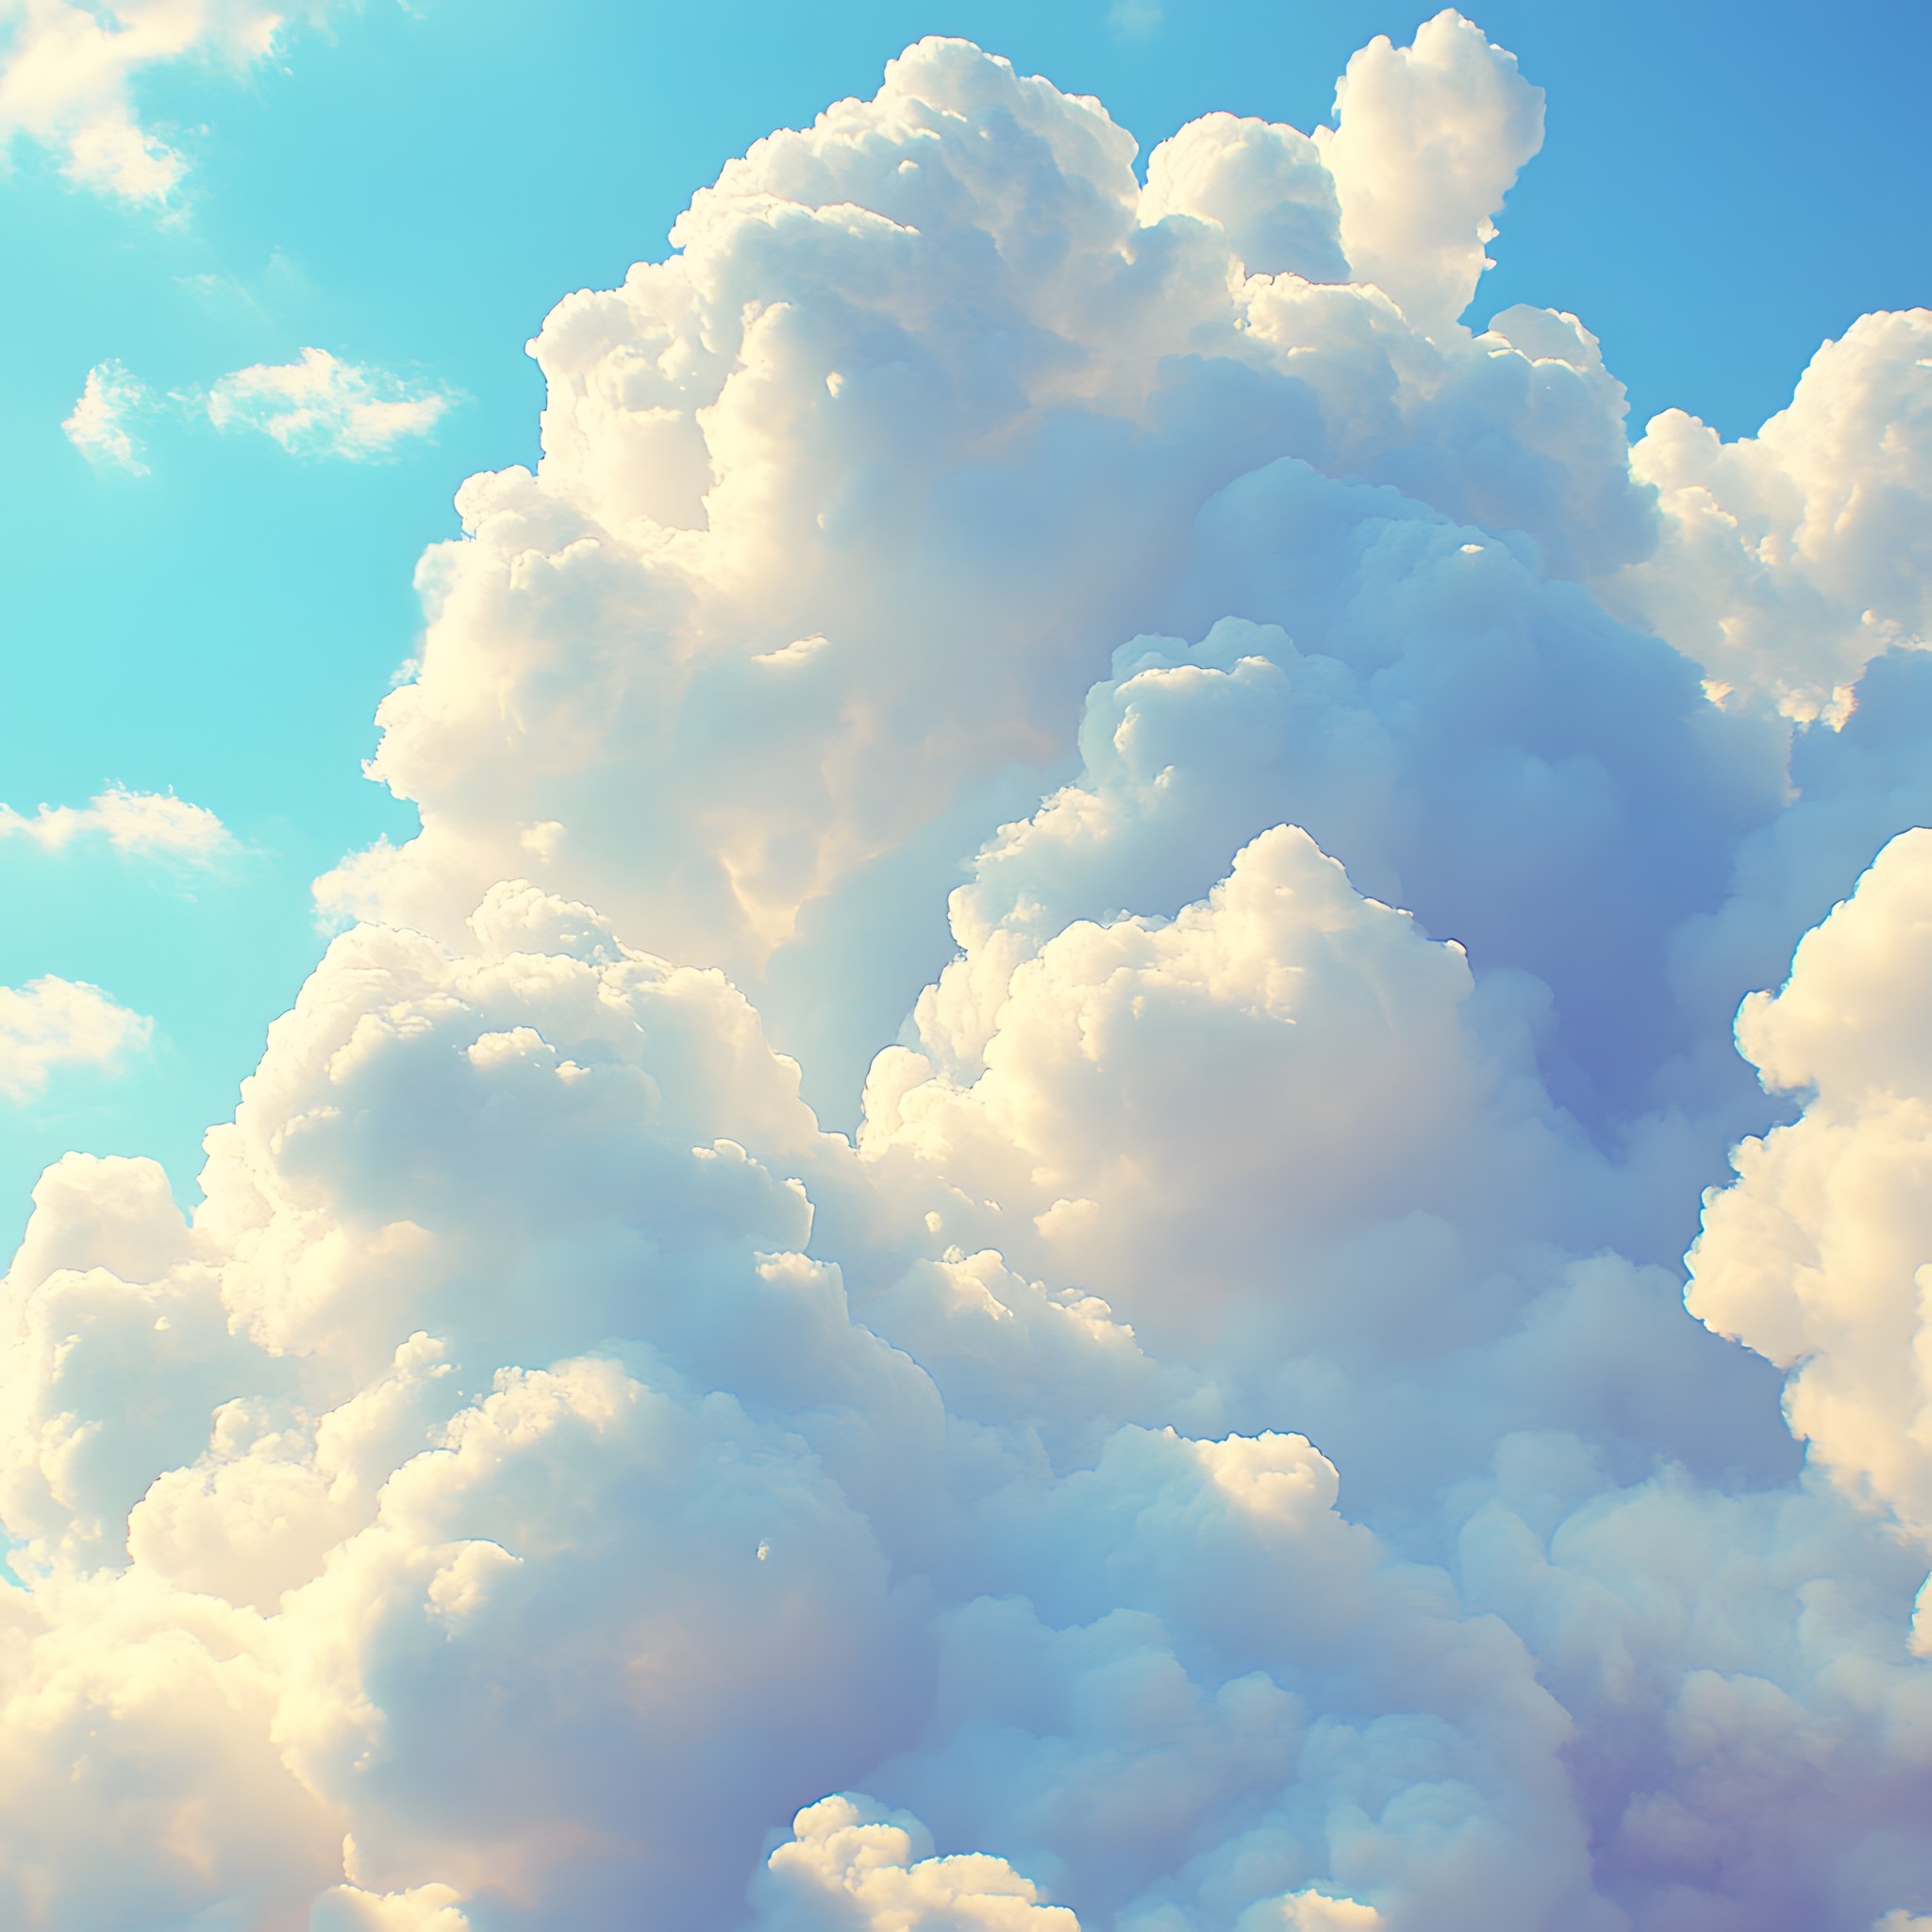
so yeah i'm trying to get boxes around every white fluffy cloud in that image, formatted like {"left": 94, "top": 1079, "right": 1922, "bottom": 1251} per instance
{"left": 207, "top": 347, "right": 453, "bottom": 458}
{"left": 0, "top": 0, "right": 341, "bottom": 201}
{"left": 1141, "top": 110, "right": 1348, "bottom": 282}
{"left": 0, "top": 784, "right": 233, "bottom": 862}
{"left": 754, "top": 1795, "right": 1079, "bottom": 1930}
{"left": 860, "top": 823, "right": 1581, "bottom": 1377}
{"left": 8, "top": 14, "right": 1932, "bottom": 1931}
{"left": 1314, "top": 10, "right": 1543, "bottom": 333}
{"left": 312, "top": 18, "right": 1654, "bottom": 1108}
{"left": 0, "top": 975, "right": 149, "bottom": 1097}
{"left": 60, "top": 359, "right": 148, "bottom": 472}
{"left": 1608, "top": 308, "right": 1932, "bottom": 723}
{"left": 1689, "top": 831, "right": 1932, "bottom": 1548}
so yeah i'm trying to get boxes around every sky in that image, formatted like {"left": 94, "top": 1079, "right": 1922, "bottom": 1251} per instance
{"left": 4, "top": 4, "right": 1932, "bottom": 1929}
{"left": 4, "top": 0, "right": 1928, "bottom": 1227}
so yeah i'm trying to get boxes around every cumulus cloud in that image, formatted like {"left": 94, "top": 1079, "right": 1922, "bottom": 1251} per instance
{"left": 754, "top": 1795, "right": 1079, "bottom": 1930}
{"left": 1141, "top": 111, "right": 1348, "bottom": 282}
{"left": 8, "top": 14, "right": 1932, "bottom": 1931}
{"left": 0, "top": 975, "right": 149, "bottom": 1097}
{"left": 0, "top": 784, "right": 233, "bottom": 862}
{"left": 312, "top": 14, "right": 1653, "bottom": 1106}
{"left": 1608, "top": 308, "right": 1932, "bottom": 723}
{"left": 60, "top": 359, "right": 148, "bottom": 472}
{"left": 1315, "top": 10, "right": 1543, "bottom": 332}
{"left": 207, "top": 347, "right": 453, "bottom": 459}
{"left": 1689, "top": 831, "right": 1932, "bottom": 1547}
{"left": 860, "top": 822, "right": 1588, "bottom": 1382}
{"left": 313, "top": 1881, "right": 473, "bottom": 1931}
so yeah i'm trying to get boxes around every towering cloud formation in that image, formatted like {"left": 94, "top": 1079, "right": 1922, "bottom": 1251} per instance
{"left": 7, "top": 14, "right": 1932, "bottom": 1929}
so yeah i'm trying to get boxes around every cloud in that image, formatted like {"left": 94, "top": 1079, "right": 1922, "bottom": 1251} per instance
{"left": 1106, "top": 0, "right": 1161, "bottom": 41}
{"left": 60, "top": 359, "right": 148, "bottom": 472}
{"left": 753, "top": 1794, "right": 1079, "bottom": 1929}
{"left": 0, "top": 0, "right": 335, "bottom": 203}
{"left": 59, "top": 347, "right": 450, "bottom": 470}
{"left": 0, "top": 975, "right": 149, "bottom": 1098}
{"left": 8, "top": 16, "right": 1932, "bottom": 1932}
{"left": 0, "top": 784, "right": 233, "bottom": 862}
{"left": 312, "top": 1881, "right": 472, "bottom": 1932}
{"left": 1607, "top": 308, "right": 1932, "bottom": 723}
{"left": 1141, "top": 111, "right": 1348, "bottom": 282}
{"left": 860, "top": 823, "right": 1582, "bottom": 1374}
{"left": 1689, "top": 829, "right": 1932, "bottom": 1551}
{"left": 207, "top": 348, "right": 453, "bottom": 459}
{"left": 1314, "top": 10, "right": 1544, "bottom": 331}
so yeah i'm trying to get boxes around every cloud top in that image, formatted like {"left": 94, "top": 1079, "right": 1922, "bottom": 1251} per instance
{"left": 1316, "top": 8, "right": 1544, "bottom": 329}
{"left": 1611, "top": 308, "right": 1932, "bottom": 721}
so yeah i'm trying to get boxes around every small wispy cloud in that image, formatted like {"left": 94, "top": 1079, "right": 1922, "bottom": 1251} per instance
{"left": 61, "top": 360, "right": 150, "bottom": 473}
{"left": 0, "top": 785, "right": 235, "bottom": 864}
{"left": 1107, "top": 0, "right": 1163, "bottom": 41}
{"left": 207, "top": 348, "right": 455, "bottom": 460}
{"left": 0, "top": 0, "right": 303, "bottom": 204}
{"left": 0, "top": 975, "right": 150, "bottom": 1099}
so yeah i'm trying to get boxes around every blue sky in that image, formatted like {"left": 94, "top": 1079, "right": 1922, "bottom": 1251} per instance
{"left": 3, "top": 0, "right": 1925, "bottom": 1240}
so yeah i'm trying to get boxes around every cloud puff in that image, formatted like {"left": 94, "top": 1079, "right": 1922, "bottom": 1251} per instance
{"left": 753, "top": 1794, "right": 1079, "bottom": 1930}
{"left": 60, "top": 360, "right": 148, "bottom": 472}
{"left": 207, "top": 348, "right": 453, "bottom": 459}
{"left": 1141, "top": 111, "right": 1348, "bottom": 282}
{"left": 313, "top": 1880, "right": 473, "bottom": 1931}
{"left": 0, "top": 784, "right": 233, "bottom": 862}
{"left": 1689, "top": 831, "right": 1932, "bottom": 1548}
{"left": 861, "top": 823, "right": 1578, "bottom": 1370}
{"left": 1314, "top": 10, "right": 1543, "bottom": 332}
{"left": 0, "top": 975, "right": 149, "bottom": 1098}
{"left": 1608, "top": 308, "right": 1932, "bottom": 723}
{"left": 9, "top": 16, "right": 1932, "bottom": 1932}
